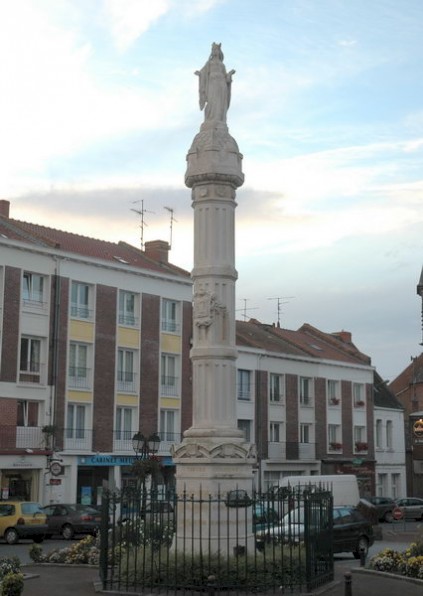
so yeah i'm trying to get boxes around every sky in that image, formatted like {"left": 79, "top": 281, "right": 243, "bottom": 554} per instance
{"left": 1, "top": 0, "right": 422, "bottom": 382}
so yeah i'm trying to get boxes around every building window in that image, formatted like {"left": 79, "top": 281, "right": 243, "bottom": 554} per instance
{"left": 237, "top": 369, "right": 252, "bottom": 400}
{"left": 375, "top": 419, "right": 383, "bottom": 449}
{"left": 270, "top": 374, "right": 284, "bottom": 402}
{"left": 67, "top": 404, "right": 86, "bottom": 439}
{"left": 353, "top": 383, "right": 365, "bottom": 406}
{"left": 68, "top": 343, "right": 90, "bottom": 389}
{"left": 160, "top": 409, "right": 178, "bottom": 441}
{"left": 161, "top": 354, "right": 178, "bottom": 396}
{"left": 299, "top": 377, "right": 313, "bottom": 406}
{"left": 238, "top": 419, "right": 252, "bottom": 442}
{"left": 116, "top": 407, "right": 133, "bottom": 440}
{"left": 17, "top": 401, "right": 38, "bottom": 427}
{"left": 70, "top": 281, "right": 91, "bottom": 319}
{"left": 377, "top": 473, "right": 388, "bottom": 497}
{"left": 118, "top": 291, "right": 137, "bottom": 326}
{"left": 117, "top": 349, "right": 136, "bottom": 392}
{"left": 391, "top": 473, "right": 400, "bottom": 499}
{"left": 22, "top": 272, "right": 45, "bottom": 305}
{"left": 300, "top": 423, "right": 311, "bottom": 443}
{"left": 19, "top": 337, "right": 42, "bottom": 383}
{"left": 386, "top": 420, "right": 393, "bottom": 449}
{"left": 328, "top": 424, "right": 342, "bottom": 450}
{"left": 161, "top": 299, "right": 180, "bottom": 333}
{"left": 269, "top": 422, "right": 281, "bottom": 442}
{"left": 327, "top": 380, "right": 340, "bottom": 405}
{"left": 354, "top": 425, "right": 367, "bottom": 451}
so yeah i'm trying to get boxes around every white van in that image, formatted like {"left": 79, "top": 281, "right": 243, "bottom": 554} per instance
{"left": 277, "top": 474, "right": 360, "bottom": 507}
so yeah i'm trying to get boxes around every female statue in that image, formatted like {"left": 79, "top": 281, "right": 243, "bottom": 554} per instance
{"left": 195, "top": 43, "right": 235, "bottom": 124}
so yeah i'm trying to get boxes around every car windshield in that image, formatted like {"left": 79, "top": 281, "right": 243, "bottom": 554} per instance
{"left": 21, "top": 503, "right": 44, "bottom": 515}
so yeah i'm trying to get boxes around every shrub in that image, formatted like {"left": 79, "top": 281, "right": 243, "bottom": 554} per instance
{"left": 0, "top": 572, "right": 24, "bottom": 596}
{"left": 0, "top": 559, "right": 21, "bottom": 581}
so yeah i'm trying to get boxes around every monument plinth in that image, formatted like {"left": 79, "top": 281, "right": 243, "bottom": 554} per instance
{"left": 172, "top": 44, "right": 255, "bottom": 553}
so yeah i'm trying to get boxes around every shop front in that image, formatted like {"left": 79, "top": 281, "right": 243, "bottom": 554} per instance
{"left": 0, "top": 455, "right": 46, "bottom": 502}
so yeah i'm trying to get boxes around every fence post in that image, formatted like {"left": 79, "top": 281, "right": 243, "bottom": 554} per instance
{"left": 99, "top": 491, "right": 110, "bottom": 589}
{"left": 207, "top": 574, "right": 216, "bottom": 596}
{"left": 344, "top": 571, "right": 352, "bottom": 596}
{"left": 359, "top": 547, "right": 367, "bottom": 567}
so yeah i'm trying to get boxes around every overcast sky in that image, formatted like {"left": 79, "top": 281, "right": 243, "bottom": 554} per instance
{"left": 1, "top": 0, "right": 422, "bottom": 382}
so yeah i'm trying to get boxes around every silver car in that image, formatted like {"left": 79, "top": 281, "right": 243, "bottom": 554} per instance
{"left": 394, "top": 497, "right": 423, "bottom": 521}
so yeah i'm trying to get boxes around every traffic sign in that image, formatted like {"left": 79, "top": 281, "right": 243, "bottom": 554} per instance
{"left": 392, "top": 506, "right": 403, "bottom": 520}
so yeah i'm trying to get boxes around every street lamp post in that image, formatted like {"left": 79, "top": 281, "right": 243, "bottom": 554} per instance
{"left": 131, "top": 432, "right": 161, "bottom": 502}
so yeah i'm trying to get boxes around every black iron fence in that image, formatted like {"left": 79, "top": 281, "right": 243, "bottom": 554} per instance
{"left": 99, "top": 485, "right": 334, "bottom": 594}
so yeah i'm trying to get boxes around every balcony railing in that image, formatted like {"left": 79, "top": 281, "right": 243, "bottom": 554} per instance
{"left": 117, "top": 371, "right": 137, "bottom": 393}
{"left": 160, "top": 376, "right": 179, "bottom": 397}
{"left": 161, "top": 319, "right": 180, "bottom": 334}
{"left": 64, "top": 428, "right": 93, "bottom": 451}
{"left": 68, "top": 367, "right": 92, "bottom": 390}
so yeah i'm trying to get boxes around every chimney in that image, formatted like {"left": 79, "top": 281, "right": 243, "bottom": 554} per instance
{"left": 334, "top": 331, "right": 352, "bottom": 343}
{"left": 144, "top": 240, "right": 170, "bottom": 264}
{"left": 0, "top": 200, "right": 10, "bottom": 218}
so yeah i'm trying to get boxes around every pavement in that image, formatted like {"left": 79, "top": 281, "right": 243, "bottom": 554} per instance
{"left": 21, "top": 528, "right": 422, "bottom": 596}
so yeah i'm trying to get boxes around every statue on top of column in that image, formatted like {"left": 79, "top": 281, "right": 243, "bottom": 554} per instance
{"left": 195, "top": 43, "right": 235, "bottom": 124}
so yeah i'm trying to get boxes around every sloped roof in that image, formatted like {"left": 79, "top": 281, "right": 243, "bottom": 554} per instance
{"left": 389, "top": 353, "right": 423, "bottom": 394}
{"left": 374, "top": 371, "right": 403, "bottom": 410}
{"left": 0, "top": 215, "right": 190, "bottom": 279}
{"left": 236, "top": 319, "right": 372, "bottom": 366}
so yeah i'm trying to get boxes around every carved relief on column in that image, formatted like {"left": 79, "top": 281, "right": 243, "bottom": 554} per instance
{"left": 193, "top": 288, "right": 228, "bottom": 342}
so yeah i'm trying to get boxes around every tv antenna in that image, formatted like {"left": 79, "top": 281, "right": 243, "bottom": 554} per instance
{"left": 267, "top": 296, "right": 295, "bottom": 327}
{"left": 236, "top": 298, "right": 259, "bottom": 321}
{"left": 164, "top": 206, "right": 177, "bottom": 249}
{"left": 131, "top": 200, "right": 155, "bottom": 250}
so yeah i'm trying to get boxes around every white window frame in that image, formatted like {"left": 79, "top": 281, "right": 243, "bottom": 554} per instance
{"left": 66, "top": 403, "right": 87, "bottom": 439}
{"left": 269, "top": 421, "right": 281, "bottom": 442}
{"left": 237, "top": 369, "right": 252, "bottom": 401}
{"left": 327, "top": 380, "right": 340, "bottom": 405}
{"left": 68, "top": 342, "right": 90, "bottom": 389}
{"left": 238, "top": 419, "right": 252, "bottom": 442}
{"left": 70, "top": 281, "right": 92, "bottom": 319}
{"left": 386, "top": 420, "right": 393, "bottom": 449}
{"left": 161, "top": 299, "right": 180, "bottom": 333}
{"left": 375, "top": 419, "right": 383, "bottom": 449}
{"left": 299, "top": 377, "right": 313, "bottom": 406}
{"left": 270, "top": 373, "right": 284, "bottom": 403}
{"left": 353, "top": 383, "right": 365, "bottom": 406}
{"left": 22, "top": 272, "right": 45, "bottom": 305}
{"left": 300, "top": 423, "right": 311, "bottom": 444}
{"left": 117, "top": 349, "right": 137, "bottom": 393}
{"left": 17, "top": 400, "right": 39, "bottom": 427}
{"left": 19, "top": 336, "right": 43, "bottom": 383}
{"left": 118, "top": 291, "right": 137, "bottom": 326}
{"left": 116, "top": 407, "right": 133, "bottom": 441}
{"left": 160, "top": 409, "right": 179, "bottom": 442}
{"left": 161, "top": 353, "right": 179, "bottom": 397}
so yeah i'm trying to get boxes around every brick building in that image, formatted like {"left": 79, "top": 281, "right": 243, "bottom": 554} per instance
{"left": 0, "top": 200, "right": 192, "bottom": 505}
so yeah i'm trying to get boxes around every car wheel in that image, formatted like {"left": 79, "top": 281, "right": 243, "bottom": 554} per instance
{"left": 383, "top": 511, "right": 393, "bottom": 523}
{"left": 353, "top": 536, "right": 369, "bottom": 560}
{"left": 62, "top": 524, "right": 75, "bottom": 540}
{"left": 4, "top": 528, "right": 19, "bottom": 545}
{"left": 33, "top": 535, "right": 44, "bottom": 543}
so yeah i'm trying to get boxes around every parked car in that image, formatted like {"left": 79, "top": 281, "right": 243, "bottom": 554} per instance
{"left": 367, "top": 496, "right": 395, "bottom": 522}
{"left": 394, "top": 497, "right": 423, "bottom": 521}
{"left": 42, "top": 504, "right": 102, "bottom": 539}
{"left": 0, "top": 501, "right": 47, "bottom": 545}
{"left": 256, "top": 505, "right": 374, "bottom": 559}
{"left": 119, "top": 500, "right": 175, "bottom": 525}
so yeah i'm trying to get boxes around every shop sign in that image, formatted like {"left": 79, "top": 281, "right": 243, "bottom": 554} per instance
{"left": 49, "top": 461, "right": 64, "bottom": 476}
{"left": 78, "top": 455, "right": 136, "bottom": 466}
{"left": 49, "top": 478, "right": 62, "bottom": 486}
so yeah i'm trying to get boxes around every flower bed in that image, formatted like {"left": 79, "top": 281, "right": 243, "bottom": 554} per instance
{"left": 369, "top": 534, "right": 423, "bottom": 580}
{"left": 29, "top": 534, "right": 100, "bottom": 566}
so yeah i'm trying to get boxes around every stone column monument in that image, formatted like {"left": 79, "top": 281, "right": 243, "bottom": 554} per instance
{"left": 172, "top": 43, "right": 256, "bottom": 554}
